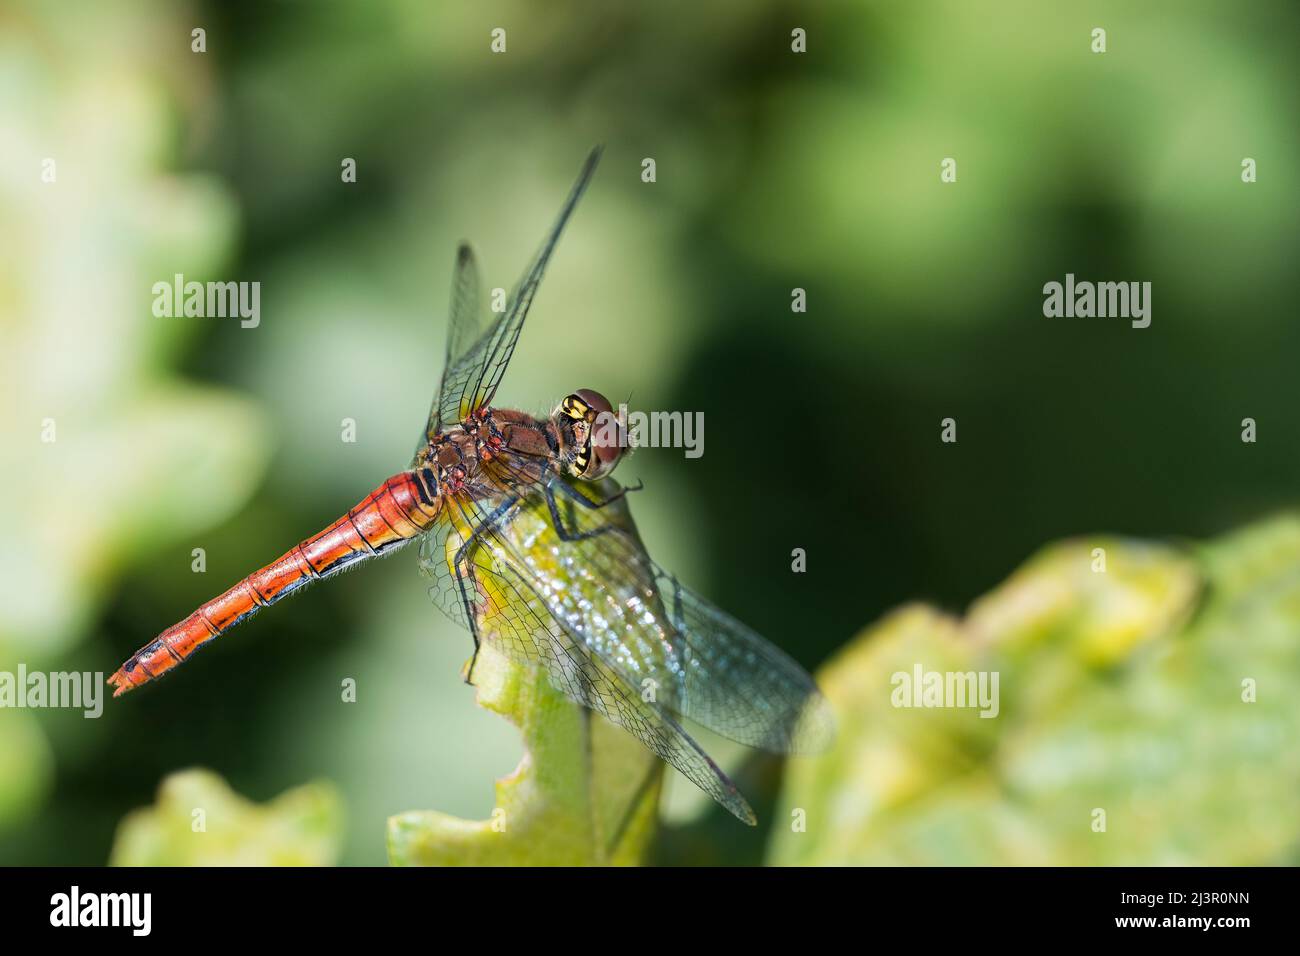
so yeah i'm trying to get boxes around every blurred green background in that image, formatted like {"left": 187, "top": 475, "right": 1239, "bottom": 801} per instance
{"left": 1, "top": 0, "right": 1297, "bottom": 865}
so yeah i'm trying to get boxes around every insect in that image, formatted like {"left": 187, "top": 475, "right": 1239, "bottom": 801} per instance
{"left": 109, "top": 148, "right": 832, "bottom": 824}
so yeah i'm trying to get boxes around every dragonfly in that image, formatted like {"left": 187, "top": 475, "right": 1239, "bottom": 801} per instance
{"left": 109, "top": 147, "right": 832, "bottom": 825}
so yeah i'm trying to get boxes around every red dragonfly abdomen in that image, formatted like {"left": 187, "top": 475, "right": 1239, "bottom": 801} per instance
{"left": 108, "top": 470, "right": 441, "bottom": 696}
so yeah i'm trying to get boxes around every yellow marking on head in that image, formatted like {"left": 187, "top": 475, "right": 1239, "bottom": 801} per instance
{"left": 562, "top": 394, "right": 590, "bottom": 420}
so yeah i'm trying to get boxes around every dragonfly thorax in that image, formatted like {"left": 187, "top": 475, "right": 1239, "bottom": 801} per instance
{"left": 421, "top": 429, "right": 477, "bottom": 494}
{"left": 418, "top": 407, "right": 557, "bottom": 497}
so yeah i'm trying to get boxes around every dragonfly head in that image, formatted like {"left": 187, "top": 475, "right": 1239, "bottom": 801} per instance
{"left": 555, "top": 388, "right": 624, "bottom": 480}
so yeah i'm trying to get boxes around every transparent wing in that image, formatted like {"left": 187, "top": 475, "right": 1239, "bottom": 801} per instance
{"left": 417, "top": 147, "right": 601, "bottom": 454}
{"left": 643, "top": 563, "right": 835, "bottom": 754}
{"left": 418, "top": 485, "right": 756, "bottom": 825}
{"left": 416, "top": 467, "right": 526, "bottom": 632}
{"left": 413, "top": 243, "right": 483, "bottom": 463}
{"left": 514, "top": 472, "right": 835, "bottom": 755}
{"left": 423, "top": 462, "right": 833, "bottom": 754}
{"left": 417, "top": 510, "right": 473, "bottom": 633}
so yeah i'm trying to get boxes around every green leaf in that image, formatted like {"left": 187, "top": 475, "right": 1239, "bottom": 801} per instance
{"left": 110, "top": 769, "right": 343, "bottom": 866}
{"left": 387, "top": 644, "right": 663, "bottom": 866}
{"left": 388, "top": 480, "right": 666, "bottom": 866}
{"left": 771, "top": 518, "right": 1300, "bottom": 865}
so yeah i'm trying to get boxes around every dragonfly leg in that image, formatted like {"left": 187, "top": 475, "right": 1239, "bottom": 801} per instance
{"left": 553, "top": 477, "right": 644, "bottom": 511}
{"left": 453, "top": 569, "right": 483, "bottom": 686}
{"left": 451, "top": 495, "right": 519, "bottom": 685}
{"left": 544, "top": 484, "right": 620, "bottom": 542}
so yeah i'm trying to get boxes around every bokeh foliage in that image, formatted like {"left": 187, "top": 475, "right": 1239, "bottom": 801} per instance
{"left": 110, "top": 769, "right": 342, "bottom": 866}
{"left": 772, "top": 518, "right": 1300, "bottom": 865}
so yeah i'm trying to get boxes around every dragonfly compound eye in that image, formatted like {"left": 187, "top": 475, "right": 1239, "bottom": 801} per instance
{"left": 574, "top": 389, "right": 623, "bottom": 479}
{"left": 585, "top": 431, "right": 625, "bottom": 478}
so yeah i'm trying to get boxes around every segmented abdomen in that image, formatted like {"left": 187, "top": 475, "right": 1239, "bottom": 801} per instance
{"left": 108, "top": 470, "right": 441, "bottom": 696}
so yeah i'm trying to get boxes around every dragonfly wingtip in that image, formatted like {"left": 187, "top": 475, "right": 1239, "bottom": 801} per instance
{"left": 728, "top": 791, "right": 758, "bottom": 827}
